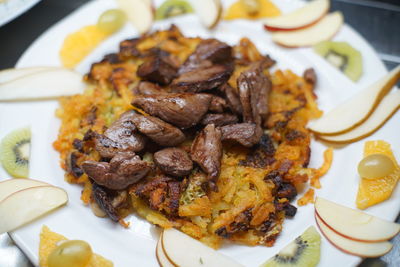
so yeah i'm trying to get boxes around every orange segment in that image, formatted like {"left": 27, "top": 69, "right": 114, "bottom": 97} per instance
{"left": 356, "top": 140, "right": 400, "bottom": 209}
{"left": 224, "top": 0, "right": 281, "bottom": 20}
{"left": 39, "top": 226, "right": 114, "bottom": 267}
{"left": 60, "top": 25, "right": 109, "bottom": 68}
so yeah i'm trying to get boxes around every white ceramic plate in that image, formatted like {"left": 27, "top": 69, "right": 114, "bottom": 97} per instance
{"left": 0, "top": 0, "right": 41, "bottom": 27}
{"left": 1, "top": 0, "right": 399, "bottom": 266}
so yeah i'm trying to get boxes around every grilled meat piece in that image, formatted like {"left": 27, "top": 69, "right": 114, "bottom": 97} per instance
{"left": 94, "top": 111, "right": 146, "bottom": 158}
{"left": 240, "top": 134, "right": 276, "bottom": 168}
{"left": 92, "top": 183, "right": 120, "bottom": 222}
{"left": 179, "top": 39, "right": 232, "bottom": 74}
{"left": 137, "top": 55, "right": 177, "bottom": 85}
{"left": 275, "top": 201, "right": 297, "bottom": 218}
{"left": 134, "top": 81, "right": 164, "bottom": 95}
{"left": 277, "top": 183, "right": 297, "bottom": 201}
{"left": 221, "top": 123, "right": 262, "bottom": 147}
{"left": 66, "top": 152, "right": 84, "bottom": 178}
{"left": 132, "top": 93, "right": 212, "bottom": 129}
{"left": 201, "top": 113, "right": 238, "bottom": 127}
{"left": 154, "top": 148, "right": 193, "bottom": 177}
{"left": 209, "top": 96, "right": 228, "bottom": 113}
{"left": 82, "top": 152, "right": 151, "bottom": 190}
{"left": 131, "top": 114, "right": 185, "bottom": 146}
{"left": 303, "top": 68, "right": 317, "bottom": 88}
{"left": 171, "top": 65, "right": 231, "bottom": 93}
{"left": 219, "top": 83, "right": 242, "bottom": 115}
{"left": 191, "top": 124, "right": 222, "bottom": 190}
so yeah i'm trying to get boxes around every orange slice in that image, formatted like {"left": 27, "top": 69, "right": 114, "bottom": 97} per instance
{"left": 39, "top": 225, "right": 114, "bottom": 267}
{"left": 60, "top": 25, "right": 109, "bottom": 68}
{"left": 224, "top": 0, "right": 281, "bottom": 20}
{"left": 356, "top": 140, "right": 400, "bottom": 209}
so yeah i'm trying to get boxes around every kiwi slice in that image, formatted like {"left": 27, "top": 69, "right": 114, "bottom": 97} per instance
{"left": 314, "top": 41, "right": 363, "bottom": 82}
{"left": 0, "top": 127, "right": 31, "bottom": 178}
{"left": 155, "top": 0, "right": 193, "bottom": 20}
{"left": 260, "top": 226, "right": 321, "bottom": 267}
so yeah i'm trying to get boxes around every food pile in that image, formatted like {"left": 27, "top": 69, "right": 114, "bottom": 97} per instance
{"left": 54, "top": 25, "right": 322, "bottom": 248}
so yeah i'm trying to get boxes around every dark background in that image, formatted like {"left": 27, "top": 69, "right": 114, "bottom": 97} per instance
{"left": 0, "top": 0, "right": 399, "bottom": 266}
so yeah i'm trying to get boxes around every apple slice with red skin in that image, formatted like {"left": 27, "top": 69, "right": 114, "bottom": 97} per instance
{"left": 0, "top": 178, "right": 49, "bottom": 202}
{"left": 315, "top": 197, "right": 400, "bottom": 242}
{"left": 316, "top": 215, "right": 393, "bottom": 257}
{"left": 156, "top": 233, "right": 174, "bottom": 267}
{"left": 271, "top": 11, "right": 343, "bottom": 48}
{"left": 264, "top": 0, "right": 330, "bottom": 31}
{"left": 161, "top": 228, "right": 243, "bottom": 267}
{"left": 0, "top": 185, "right": 68, "bottom": 234}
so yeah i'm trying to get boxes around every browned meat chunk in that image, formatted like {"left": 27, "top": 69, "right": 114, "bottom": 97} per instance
{"left": 82, "top": 152, "right": 151, "bottom": 190}
{"left": 303, "top": 68, "right": 317, "bottom": 88}
{"left": 137, "top": 56, "right": 177, "bottom": 85}
{"left": 219, "top": 84, "right": 242, "bottom": 115}
{"left": 201, "top": 113, "right": 238, "bottom": 127}
{"left": 119, "top": 38, "right": 141, "bottom": 58}
{"left": 239, "top": 134, "right": 276, "bottom": 168}
{"left": 132, "top": 93, "right": 212, "bottom": 129}
{"left": 154, "top": 148, "right": 193, "bottom": 177}
{"left": 209, "top": 96, "right": 228, "bottom": 113}
{"left": 179, "top": 39, "right": 232, "bottom": 74}
{"left": 94, "top": 111, "right": 146, "bottom": 158}
{"left": 66, "top": 152, "right": 83, "bottom": 178}
{"left": 92, "top": 183, "right": 120, "bottom": 222}
{"left": 171, "top": 65, "right": 231, "bottom": 93}
{"left": 277, "top": 183, "right": 297, "bottom": 201}
{"left": 134, "top": 81, "right": 164, "bottom": 95}
{"left": 221, "top": 123, "right": 262, "bottom": 147}
{"left": 191, "top": 124, "right": 222, "bottom": 190}
{"left": 131, "top": 114, "right": 185, "bottom": 146}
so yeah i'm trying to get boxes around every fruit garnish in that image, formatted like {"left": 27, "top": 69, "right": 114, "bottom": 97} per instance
{"left": 260, "top": 226, "right": 321, "bottom": 267}
{"left": 97, "top": 9, "right": 126, "bottom": 34}
{"left": 0, "top": 178, "right": 48, "bottom": 202}
{"left": 0, "top": 67, "right": 53, "bottom": 84}
{"left": 60, "top": 25, "right": 109, "bottom": 68}
{"left": 116, "top": 0, "right": 153, "bottom": 34}
{"left": 314, "top": 41, "right": 362, "bottom": 81}
{"left": 192, "top": 0, "right": 222, "bottom": 29}
{"left": 48, "top": 240, "right": 93, "bottom": 267}
{"left": 263, "top": 0, "right": 329, "bottom": 31}
{"left": 315, "top": 197, "right": 400, "bottom": 242}
{"left": 0, "top": 186, "right": 68, "bottom": 234}
{"left": 358, "top": 154, "right": 395, "bottom": 180}
{"left": 0, "top": 127, "right": 30, "bottom": 178}
{"left": 155, "top": 0, "right": 193, "bottom": 20}
{"left": 39, "top": 226, "right": 113, "bottom": 267}
{"left": 308, "top": 65, "right": 400, "bottom": 136}
{"left": 0, "top": 68, "right": 85, "bottom": 101}
{"left": 224, "top": 0, "right": 280, "bottom": 20}
{"left": 356, "top": 140, "right": 400, "bottom": 209}
{"left": 271, "top": 12, "right": 343, "bottom": 48}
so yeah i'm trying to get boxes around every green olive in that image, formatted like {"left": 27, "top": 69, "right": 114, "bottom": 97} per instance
{"left": 358, "top": 154, "right": 395, "bottom": 179}
{"left": 97, "top": 9, "right": 126, "bottom": 34}
{"left": 48, "top": 240, "right": 93, "bottom": 267}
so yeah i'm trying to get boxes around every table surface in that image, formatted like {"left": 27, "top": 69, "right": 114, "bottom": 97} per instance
{"left": 0, "top": 0, "right": 399, "bottom": 266}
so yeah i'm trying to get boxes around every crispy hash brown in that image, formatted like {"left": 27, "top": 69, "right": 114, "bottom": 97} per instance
{"left": 53, "top": 25, "right": 322, "bottom": 248}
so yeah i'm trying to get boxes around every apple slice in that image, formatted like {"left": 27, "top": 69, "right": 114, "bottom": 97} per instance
{"left": 116, "top": 0, "right": 153, "bottom": 34}
{"left": 316, "top": 215, "right": 392, "bottom": 257}
{"left": 318, "top": 90, "right": 400, "bottom": 144}
{"left": 162, "top": 228, "right": 243, "bottom": 267}
{"left": 191, "top": 0, "right": 222, "bottom": 29}
{"left": 271, "top": 11, "right": 343, "bottom": 48}
{"left": 315, "top": 197, "right": 400, "bottom": 242}
{"left": 0, "top": 178, "right": 49, "bottom": 202}
{"left": 0, "top": 185, "right": 68, "bottom": 234}
{"left": 0, "top": 68, "right": 85, "bottom": 101}
{"left": 264, "top": 0, "right": 330, "bottom": 31}
{"left": 0, "top": 67, "right": 56, "bottom": 84}
{"left": 309, "top": 65, "right": 400, "bottom": 135}
{"left": 156, "top": 233, "right": 174, "bottom": 267}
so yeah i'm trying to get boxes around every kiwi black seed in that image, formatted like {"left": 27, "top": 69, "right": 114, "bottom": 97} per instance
{"left": 0, "top": 127, "right": 31, "bottom": 178}
{"left": 155, "top": 0, "right": 194, "bottom": 20}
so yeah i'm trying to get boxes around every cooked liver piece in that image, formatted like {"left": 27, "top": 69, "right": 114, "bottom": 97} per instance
{"left": 221, "top": 123, "right": 262, "bottom": 147}
{"left": 179, "top": 39, "right": 232, "bottom": 74}
{"left": 219, "top": 84, "right": 242, "bottom": 115}
{"left": 137, "top": 56, "right": 177, "bottom": 85}
{"left": 94, "top": 111, "right": 146, "bottom": 158}
{"left": 132, "top": 93, "right": 212, "bottom": 129}
{"left": 209, "top": 95, "right": 228, "bottom": 113}
{"left": 131, "top": 114, "right": 185, "bottom": 146}
{"left": 191, "top": 124, "right": 222, "bottom": 189}
{"left": 82, "top": 152, "right": 151, "bottom": 190}
{"left": 171, "top": 65, "right": 231, "bottom": 93}
{"left": 303, "top": 68, "right": 317, "bottom": 88}
{"left": 134, "top": 81, "right": 164, "bottom": 95}
{"left": 201, "top": 113, "right": 238, "bottom": 127}
{"left": 154, "top": 148, "right": 193, "bottom": 177}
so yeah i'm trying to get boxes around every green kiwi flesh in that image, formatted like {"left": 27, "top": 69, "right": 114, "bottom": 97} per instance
{"left": 260, "top": 226, "right": 321, "bottom": 267}
{"left": 155, "top": 0, "right": 193, "bottom": 20}
{"left": 314, "top": 41, "right": 363, "bottom": 82}
{"left": 0, "top": 127, "right": 31, "bottom": 178}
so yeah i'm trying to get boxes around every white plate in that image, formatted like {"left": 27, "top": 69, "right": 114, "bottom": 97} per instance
{"left": 1, "top": 0, "right": 399, "bottom": 266}
{"left": 0, "top": 0, "right": 41, "bottom": 27}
